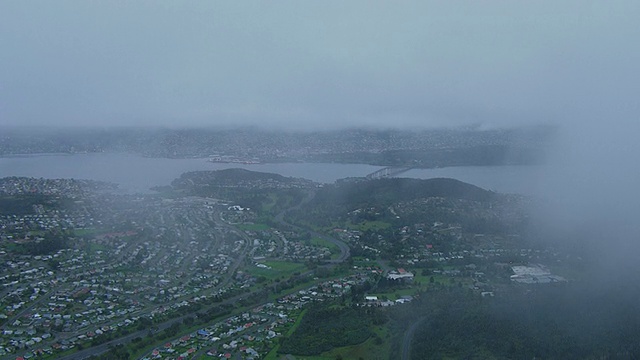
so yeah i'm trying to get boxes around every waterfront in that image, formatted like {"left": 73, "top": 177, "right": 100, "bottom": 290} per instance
{"left": 0, "top": 153, "right": 543, "bottom": 195}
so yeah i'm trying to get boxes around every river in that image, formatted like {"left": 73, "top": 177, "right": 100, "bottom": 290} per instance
{"left": 0, "top": 153, "right": 544, "bottom": 195}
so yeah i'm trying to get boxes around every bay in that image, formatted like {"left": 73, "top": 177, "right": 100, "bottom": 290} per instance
{"left": 0, "top": 153, "right": 381, "bottom": 193}
{"left": 0, "top": 153, "right": 543, "bottom": 195}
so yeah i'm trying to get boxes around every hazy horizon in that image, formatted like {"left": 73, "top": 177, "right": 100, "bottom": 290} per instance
{"left": 2, "top": 1, "right": 638, "bottom": 131}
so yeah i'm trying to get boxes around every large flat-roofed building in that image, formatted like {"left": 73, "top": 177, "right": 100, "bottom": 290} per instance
{"left": 510, "top": 264, "right": 566, "bottom": 284}
{"left": 387, "top": 269, "right": 414, "bottom": 281}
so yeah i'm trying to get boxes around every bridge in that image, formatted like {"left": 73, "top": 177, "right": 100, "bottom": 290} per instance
{"left": 366, "top": 166, "right": 413, "bottom": 179}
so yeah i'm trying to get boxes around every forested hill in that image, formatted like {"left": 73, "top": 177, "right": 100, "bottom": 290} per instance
{"left": 171, "top": 168, "right": 315, "bottom": 189}
{"left": 317, "top": 177, "right": 496, "bottom": 207}
{"left": 288, "top": 177, "right": 519, "bottom": 233}
{"left": 167, "top": 169, "right": 315, "bottom": 212}
{"left": 172, "top": 168, "right": 288, "bottom": 186}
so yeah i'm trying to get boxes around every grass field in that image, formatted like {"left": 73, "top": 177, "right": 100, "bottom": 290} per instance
{"left": 245, "top": 261, "right": 307, "bottom": 280}
{"left": 265, "top": 308, "right": 391, "bottom": 360}
{"left": 414, "top": 274, "right": 472, "bottom": 289}
{"left": 309, "top": 237, "right": 340, "bottom": 259}
{"left": 293, "top": 325, "right": 392, "bottom": 360}
{"left": 261, "top": 193, "right": 278, "bottom": 212}
{"left": 74, "top": 228, "right": 101, "bottom": 236}
{"left": 86, "top": 242, "right": 109, "bottom": 254}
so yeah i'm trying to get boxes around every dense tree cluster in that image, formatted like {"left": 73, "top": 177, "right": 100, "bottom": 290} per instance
{"left": 405, "top": 284, "right": 640, "bottom": 359}
{"left": 0, "top": 194, "right": 56, "bottom": 215}
{"left": 289, "top": 177, "right": 500, "bottom": 228}
{"left": 15, "top": 230, "right": 71, "bottom": 255}
{"left": 279, "top": 305, "right": 384, "bottom": 355}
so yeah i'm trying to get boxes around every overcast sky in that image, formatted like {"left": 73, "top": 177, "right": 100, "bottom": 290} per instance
{"left": 1, "top": 1, "right": 638, "bottom": 129}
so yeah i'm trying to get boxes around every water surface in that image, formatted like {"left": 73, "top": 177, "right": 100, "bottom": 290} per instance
{"left": 0, "top": 153, "right": 544, "bottom": 195}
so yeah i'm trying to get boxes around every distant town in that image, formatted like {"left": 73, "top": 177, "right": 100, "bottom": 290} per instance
{"left": 0, "top": 127, "right": 551, "bottom": 168}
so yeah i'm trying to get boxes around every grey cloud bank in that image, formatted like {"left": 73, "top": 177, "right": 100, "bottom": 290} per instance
{"left": 1, "top": 1, "right": 638, "bottom": 130}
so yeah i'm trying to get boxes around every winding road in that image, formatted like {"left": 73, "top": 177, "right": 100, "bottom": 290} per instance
{"left": 401, "top": 316, "right": 427, "bottom": 360}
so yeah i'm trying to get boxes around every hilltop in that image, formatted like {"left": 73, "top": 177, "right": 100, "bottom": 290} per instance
{"left": 171, "top": 168, "right": 310, "bottom": 188}
{"left": 317, "top": 177, "right": 496, "bottom": 206}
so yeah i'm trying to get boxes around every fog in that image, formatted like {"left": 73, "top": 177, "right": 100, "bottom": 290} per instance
{"left": 535, "top": 119, "right": 640, "bottom": 274}
{"left": 2, "top": 1, "right": 639, "bottom": 255}
{"left": 2, "top": 0, "right": 639, "bottom": 251}
{"left": 1, "top": 1, "right": 638, "bottom": 130}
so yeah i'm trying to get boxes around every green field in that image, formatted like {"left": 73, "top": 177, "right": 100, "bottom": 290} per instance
{"left": 323, "top": 326, "right": 391, "bottom": 360}
{"left": 309, "top": 237, "right": 340, "bottom": 259}
{"left": 245, "top": 261, "right": 307, "bottom": 280}
{"left": 281, "top": 323, "right": 391, "bottom": 360}
{"left": 261, "top": 193, "right": 279, "bottom": 212}
{"left": 74, "top": 228, "right": 101, "bottom": 236}
{"left": 86, "top": 242, "right": 109, "bottom": 254}
{"left": 414, "top": 274, "right": 471, "bottom": 289}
